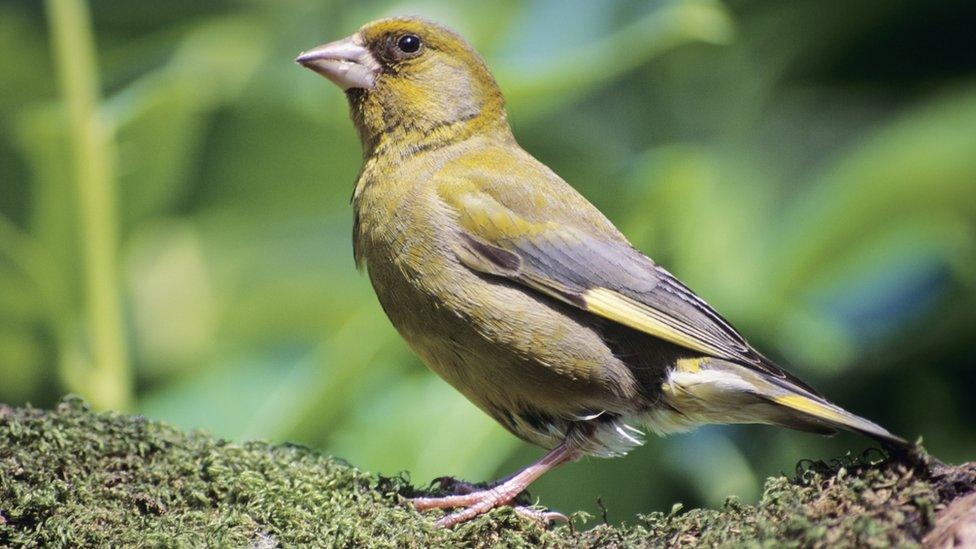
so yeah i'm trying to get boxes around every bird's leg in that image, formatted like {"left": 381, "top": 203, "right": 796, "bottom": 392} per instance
{"left": 411, "top": 440, "right": 580, "bottom": 528}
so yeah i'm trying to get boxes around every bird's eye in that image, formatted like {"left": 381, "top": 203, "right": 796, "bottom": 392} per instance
{"left": 396, "top": 34, "right": 422, "bottom": 54}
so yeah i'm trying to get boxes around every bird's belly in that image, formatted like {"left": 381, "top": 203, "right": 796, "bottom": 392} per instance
{"left": 364, "top": 245, "right": 645, "bottom": 447}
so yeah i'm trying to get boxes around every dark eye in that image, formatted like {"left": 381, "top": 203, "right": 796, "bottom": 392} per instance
{"left": 396, "top": 34, "right": 422, "bottom": 54}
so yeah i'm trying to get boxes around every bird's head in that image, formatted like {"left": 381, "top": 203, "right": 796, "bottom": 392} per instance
{"left": 297, "top": 18, "right": 508, "bottom": 153}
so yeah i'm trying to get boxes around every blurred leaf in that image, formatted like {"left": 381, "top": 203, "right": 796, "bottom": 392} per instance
{"left": 0, "top": 327, "right": 46, "bottom": 402}
{"left": 0, "top": 5, "right": 56, "bottom": 114}
{"left": 136, "top": 350, "right": 309, "bottom": 437}
{"left": 124, "top": 220, "right": 217, "bottom": 378}
{"left": 107, "top": 14, "right": 271, "bottom": 227}
{"left": 771, "top": 87, "right": 976, "bottom": 299}
{"left": 498, "top": 0, "right": 735, "bottom": 118}
{"left": 193, "top": 214, "right": 368, "bottom": 346}
{"left": 664, "top": 429, "right": 759, "bottom": 506}
{"left": 779, "top": 216, "right": 975, "bottom": 370}
{"left": 112, "top": 79, "right": 211, "bottom": 227}
{"left": 624, "top": 144, "right": 772, "bottom": 319}
{"left": 329, "top": 373, "right": 520, "bottom": 482}
{"left": 14, "top": 106, "right": 79, "bottom": 320}
{"left": 237, "top": 305, "right": 405, "bottom": 442}
{"left": 0, "top": 215, "right": 46, "bottom": 323}
{"left": 193, "top": 106, "right": 360, "bottom": 220}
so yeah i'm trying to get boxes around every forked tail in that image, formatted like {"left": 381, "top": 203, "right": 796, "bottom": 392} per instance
{"left": 659, "top": 358, "right": 913, "bottom": 454}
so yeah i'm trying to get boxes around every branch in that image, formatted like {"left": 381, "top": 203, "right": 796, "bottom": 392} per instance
{"left": 0, "top": 398, "right": 972, "bottom": 546}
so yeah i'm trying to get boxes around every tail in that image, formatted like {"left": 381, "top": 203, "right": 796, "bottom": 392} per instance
{"left": 659, "top": 358, "right": 912, "bottom": 453}
{"left": 766, "top": 391, "right": 908, "bottom": 448}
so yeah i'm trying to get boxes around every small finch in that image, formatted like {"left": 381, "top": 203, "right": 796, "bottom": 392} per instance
{"left": 297, "top": 17, "right": 910, "bottom": 528}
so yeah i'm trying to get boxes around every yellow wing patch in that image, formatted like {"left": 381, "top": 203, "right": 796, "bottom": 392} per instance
{"left": 772, "top": 394, "right": 848, "bottom": 424}
{"left": 675, "top": 357, "right": 705, "bottom": 373}
{"left": 582, "top": 287, "right": 729, "bottom": 358}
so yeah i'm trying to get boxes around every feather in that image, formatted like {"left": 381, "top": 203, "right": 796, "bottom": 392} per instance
{"left": 436, "top": 163, "right": 817, "bottom": 393}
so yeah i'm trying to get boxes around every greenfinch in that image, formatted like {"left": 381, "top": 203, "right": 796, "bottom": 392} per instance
{"left": 297, "top": 17, "right": 910, "bottom": 528}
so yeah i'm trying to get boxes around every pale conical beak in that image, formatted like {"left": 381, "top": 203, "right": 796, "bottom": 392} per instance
{"left": 296, "top": 33, "right": 380, "bottom": 90}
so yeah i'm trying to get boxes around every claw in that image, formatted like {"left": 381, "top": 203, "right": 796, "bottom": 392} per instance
{"left": 514, "top": 506, "right": 569, "bottom": 526}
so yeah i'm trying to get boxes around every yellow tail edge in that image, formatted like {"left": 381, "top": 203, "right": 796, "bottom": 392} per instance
{"left": 771, "top": 394, "right": 909, "bottom": 448}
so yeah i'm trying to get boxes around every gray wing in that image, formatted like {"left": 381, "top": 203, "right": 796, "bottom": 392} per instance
{"left": 443, "top": 181, "right": 820, "bottom": 394}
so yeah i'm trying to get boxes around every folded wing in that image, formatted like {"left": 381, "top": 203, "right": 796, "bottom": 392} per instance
{"left": 439, "top": 171, "right": 820, "bottom": 395}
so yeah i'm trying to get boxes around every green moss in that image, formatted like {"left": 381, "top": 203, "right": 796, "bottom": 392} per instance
{"left": 0, "top": 398, "right": 970, "bottom": 547}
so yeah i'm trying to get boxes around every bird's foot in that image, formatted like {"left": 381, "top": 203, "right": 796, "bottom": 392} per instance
{"left": 412, "top": 487, "right": 511, "bottom": 527}
{"left": 411, "top": 488, "right": 566, "bottom": 528}
{"left": 411, "top": 442, "right": 579, "bottom": 528}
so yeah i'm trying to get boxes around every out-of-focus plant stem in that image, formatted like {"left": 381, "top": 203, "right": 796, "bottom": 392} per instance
{"left": 45, "top": 0, "right": 131, "bottom": 410}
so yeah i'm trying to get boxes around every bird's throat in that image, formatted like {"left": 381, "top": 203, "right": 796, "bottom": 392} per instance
{"left": 347, "top": 88, "right": 509, "bottom": 160}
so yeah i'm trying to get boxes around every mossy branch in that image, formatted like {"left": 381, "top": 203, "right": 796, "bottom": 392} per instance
{"left": 0, "top": 398, "right": 972, "bottom": 547}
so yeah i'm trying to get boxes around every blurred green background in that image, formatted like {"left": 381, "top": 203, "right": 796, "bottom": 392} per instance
{"left": 1, "top": 0, "right": 974, "bottom": 525}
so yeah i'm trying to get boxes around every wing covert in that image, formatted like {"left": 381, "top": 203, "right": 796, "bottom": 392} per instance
{"left": 434, "top": 161, "right": 815, "bottom": 393}
{"left": 440, "top": 182, "right": 757, "bottom": 363}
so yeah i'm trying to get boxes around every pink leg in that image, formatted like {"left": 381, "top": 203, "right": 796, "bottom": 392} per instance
{"left": 411, "top": 441, "right": 580, "bottom": 528}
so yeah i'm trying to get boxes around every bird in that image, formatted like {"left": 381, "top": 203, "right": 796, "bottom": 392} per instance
{"left": 296, "top": 17, "right": 911, "bottom": 529}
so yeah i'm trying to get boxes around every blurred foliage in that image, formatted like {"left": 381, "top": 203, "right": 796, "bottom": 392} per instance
{"left": 0, "top": 0, "right": 974, "bottom": 525}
